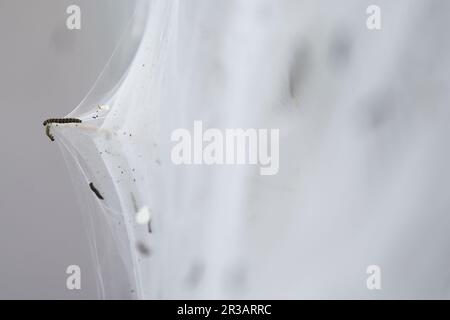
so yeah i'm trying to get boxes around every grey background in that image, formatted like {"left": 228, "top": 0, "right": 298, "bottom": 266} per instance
{"left": 0, "top": 0, "right": 135, "bottom": 299}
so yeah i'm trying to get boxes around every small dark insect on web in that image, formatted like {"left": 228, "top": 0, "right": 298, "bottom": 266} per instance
{"left": 43, "top": 118, "right": 82, "bottom": 142}
{"left": 43, "top": 118, "right": 82, "bottom": 126}
{"left": 89, "top": 182, "right": 104, "bottom": 200}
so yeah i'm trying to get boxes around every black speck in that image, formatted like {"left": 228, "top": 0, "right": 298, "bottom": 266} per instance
{"left": 136, "top": 242, "right": 151, "bottom": 256}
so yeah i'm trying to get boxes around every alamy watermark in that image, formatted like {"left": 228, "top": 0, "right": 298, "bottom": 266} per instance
{"left": 366, "top": 265, "right": 381, "bottom": 290}
{"left": 366, "top": 5, "right": 381, "bottom": 30}
{"left": 66, "top": 5, "right": 81, "bottom": 30}
{"left": 66, "top": 264, "right": 81, "bottom": 290}
{"left": 171, "top": 121, "right": 279, "bottom": 175}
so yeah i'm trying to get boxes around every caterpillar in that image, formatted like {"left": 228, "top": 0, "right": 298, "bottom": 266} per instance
{"left": 43, "top": 118, "right": 82, "bottom": 126}
{"left": 89, "top": 182, "right": 104, "bottom": 200}
{"left": 43, "top": 118, "right": 82, "bottom": 142}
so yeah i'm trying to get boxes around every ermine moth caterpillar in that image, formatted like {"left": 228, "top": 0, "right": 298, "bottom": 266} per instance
{"left": 43, "top": 118, "right": 82, "bottom": 126}
{"left": 89, "top": 182, "right": 104, "bottom": 200}
{"left": 43, "top": 118, "right": 82, "bottom": 142}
